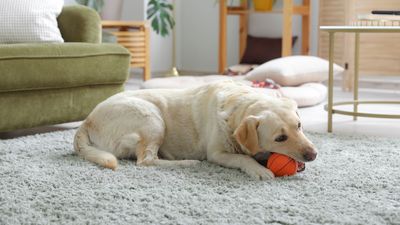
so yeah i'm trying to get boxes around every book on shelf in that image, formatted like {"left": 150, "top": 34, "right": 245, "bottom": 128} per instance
{"left": 358, "top": 14, "right": 400, "bottom": 21}
{"left": 352, "top": 13, "right": 400, "bottom": 26}
{"left": 371, "top": 10, "right": 400, "bottom": 15}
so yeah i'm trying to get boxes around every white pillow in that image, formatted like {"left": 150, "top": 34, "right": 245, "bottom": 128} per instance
{"left": 245, "top": 56, "right": 344, "bottom": 86}
{"left": 0, "top": 0, "right": 64, "bottom": 43}
{"left": 280, "top": 83, "right": 327, "bottom": 107}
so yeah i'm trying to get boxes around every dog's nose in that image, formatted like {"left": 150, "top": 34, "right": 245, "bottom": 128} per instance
{"left": 303, "top": 149, "right": 317, "bottom": 161}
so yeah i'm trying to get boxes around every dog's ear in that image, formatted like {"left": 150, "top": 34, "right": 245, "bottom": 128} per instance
{"left": 234, "top": 116, "right": 260, "bottom": 155}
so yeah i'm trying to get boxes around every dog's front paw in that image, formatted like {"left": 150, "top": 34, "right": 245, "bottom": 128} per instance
{"left": 243, "top": 165, "right": 275, "bottom": 180}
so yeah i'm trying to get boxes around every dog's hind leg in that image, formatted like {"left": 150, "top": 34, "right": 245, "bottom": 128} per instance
{"left": 114, "top": 133, "right": 141, "bottom": 159}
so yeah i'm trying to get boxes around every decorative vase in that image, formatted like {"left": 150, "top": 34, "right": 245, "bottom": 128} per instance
{"left": 253, "top": 0, "right": 274, "bottom": 12}
{"left": 101, "top": 0, "right": 123, "bottom": 20}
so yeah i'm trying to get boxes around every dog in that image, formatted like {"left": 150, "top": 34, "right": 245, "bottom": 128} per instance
{"left": 74, "top": 81, "right": 317, "bottom": 180}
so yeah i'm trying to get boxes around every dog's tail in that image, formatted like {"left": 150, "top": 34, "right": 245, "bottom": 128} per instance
{"left": 74, "top": 122, "right": 118, "bottom": 170}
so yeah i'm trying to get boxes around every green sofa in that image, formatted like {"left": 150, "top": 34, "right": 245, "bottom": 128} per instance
{"left": 0, "top": 5, "right": 131, "bottom": 132}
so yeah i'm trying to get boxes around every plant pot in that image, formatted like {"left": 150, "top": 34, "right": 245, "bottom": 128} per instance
{"left": 253, "top": 0, "right": 274, "bottom": 12}
{"left": 101, "top": 0, "right": 123, "bottom": 20}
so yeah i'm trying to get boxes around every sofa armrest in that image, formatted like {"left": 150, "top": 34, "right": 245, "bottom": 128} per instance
{"left": 57, "top": 5, "right": 101, "bottom": 43}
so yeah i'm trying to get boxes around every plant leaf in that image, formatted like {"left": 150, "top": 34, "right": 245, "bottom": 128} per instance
{"left": 165, "top": 13, "right": 175, "bottom": 29}
{"left": 75, "top": 0, "right": 88, "bottom": 5}
{"left": 151, "top": 16, "right": 160, "bottom": 35}
{"left": 75, "top": 0, "right": 104, "bottom": 13}
{"left": 147, "top": 0, "right": 159, "bottom": 18}
{"left": 147, "top": 0, "right": 175, "bottom": 37}
{"left": 160, "top": 2, "right": 173, "bottom": 11}
{"left": 160, "top": 11, "right": 169, "bottom": 36}
{"left": 147, "top": 6, "right": 158, "bottom": 19}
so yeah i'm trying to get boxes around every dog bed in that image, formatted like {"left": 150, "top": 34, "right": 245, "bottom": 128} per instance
{"left": 141, "top": 75, "right": 326, "bottom": 107}
{"left": 141, "top": 75, "right": 247, "bottom": 89}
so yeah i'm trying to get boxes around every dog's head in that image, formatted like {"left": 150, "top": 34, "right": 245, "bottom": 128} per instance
{"left": 233, "top": 98, "right": 317, "bottom": 162}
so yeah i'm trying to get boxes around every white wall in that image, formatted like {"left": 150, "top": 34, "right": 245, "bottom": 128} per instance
{"left": 176, "top": 0, "right": 239, "bottom": 73}
{"left": 310, "top": 0, "right": 319, "bottom": 56}
{"left": 121, "top": 0, "right": 145, "bottom": 22}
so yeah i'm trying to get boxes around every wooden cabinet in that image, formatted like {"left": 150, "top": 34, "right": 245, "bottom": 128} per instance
{"left": 102, "top": 21, "right": 151, "bottom": 81}
{"left": 219, "top": 0, "right": 311, "bottom": 74}
{"left": 318, "top": 0, "right": 400, "bottom": 90}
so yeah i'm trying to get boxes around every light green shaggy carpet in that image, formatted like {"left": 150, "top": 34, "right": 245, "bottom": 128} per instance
{"left": 0, "top": 129, "right": 399, "bottom": 225}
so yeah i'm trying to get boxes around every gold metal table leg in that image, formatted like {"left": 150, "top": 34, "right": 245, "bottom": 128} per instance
{"left": 328, "top": 31, "right": 335, "bottom": 132}
{"left": 354, "top": 32, "right": 360, "bottom": 121}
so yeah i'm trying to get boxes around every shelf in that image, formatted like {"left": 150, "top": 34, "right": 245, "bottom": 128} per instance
{"left": 227, "top": 6, "right": 309, "bottom": 16}
{"left": 246, "top": 6, "right": 309, "bottom": 15}
{"left": 102, "top": 21, "right": 151, "bottom": 81}
{"left": 102, "top": 21, "right": 148, "bottom": 29}
{"left": 227, "top": 6, "right": 248, "bottom": 15}
{"left": 218, "top": 0, "right": 311, "bottom": 74}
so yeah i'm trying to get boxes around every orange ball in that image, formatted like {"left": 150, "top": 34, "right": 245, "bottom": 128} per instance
{"left": 266, "top": 153, "right": 298, "bottom": 177}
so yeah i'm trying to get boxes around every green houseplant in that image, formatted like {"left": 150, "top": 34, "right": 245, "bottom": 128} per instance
{"left": 76, "top": 0, "right": 104, "bottom": 13}
{"left": 76, "top": 0, "right": 175, "bottom": 37}
{"left": 146, "top": 0, "right": 175, "bottom": 37}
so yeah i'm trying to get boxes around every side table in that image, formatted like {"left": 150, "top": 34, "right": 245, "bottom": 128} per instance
{"left": 320, "top": 26, "right": 400, "bottom": 132}
{"left": 102, "top": 21, "right": 151, "bottom": 81}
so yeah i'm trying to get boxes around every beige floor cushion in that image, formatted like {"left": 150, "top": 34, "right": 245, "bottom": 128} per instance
{"left": 141, "top": 75, "right": 251, "bottom": 89}
{"left": 141, "top": 75, "right": 326, "bottom": 107}
{"left": 280, "top": 83, "right": 327, "bottom": 107}
{"left": 245, "top": 83, "right": 327, "bottom": 107}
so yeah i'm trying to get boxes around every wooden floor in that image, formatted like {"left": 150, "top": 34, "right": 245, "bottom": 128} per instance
{"left": 1, "top": 75, "right": 400, "bottom": 139}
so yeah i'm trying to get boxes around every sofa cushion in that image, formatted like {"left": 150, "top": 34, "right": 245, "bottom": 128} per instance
{"left": 0, "top": 43, "right": 130, "bottom": 92}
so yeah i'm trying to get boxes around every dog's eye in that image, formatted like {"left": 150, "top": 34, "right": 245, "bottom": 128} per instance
{"left": 298, "top": 122, "right": 301, "bottom": 129}
{"left": 275, "top": 135, "right": 288, "bottom": 142}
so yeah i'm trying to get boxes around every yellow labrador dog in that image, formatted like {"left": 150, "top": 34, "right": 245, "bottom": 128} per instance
{"left": 74, "top": 81, "right": 317, "bottom": 180}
